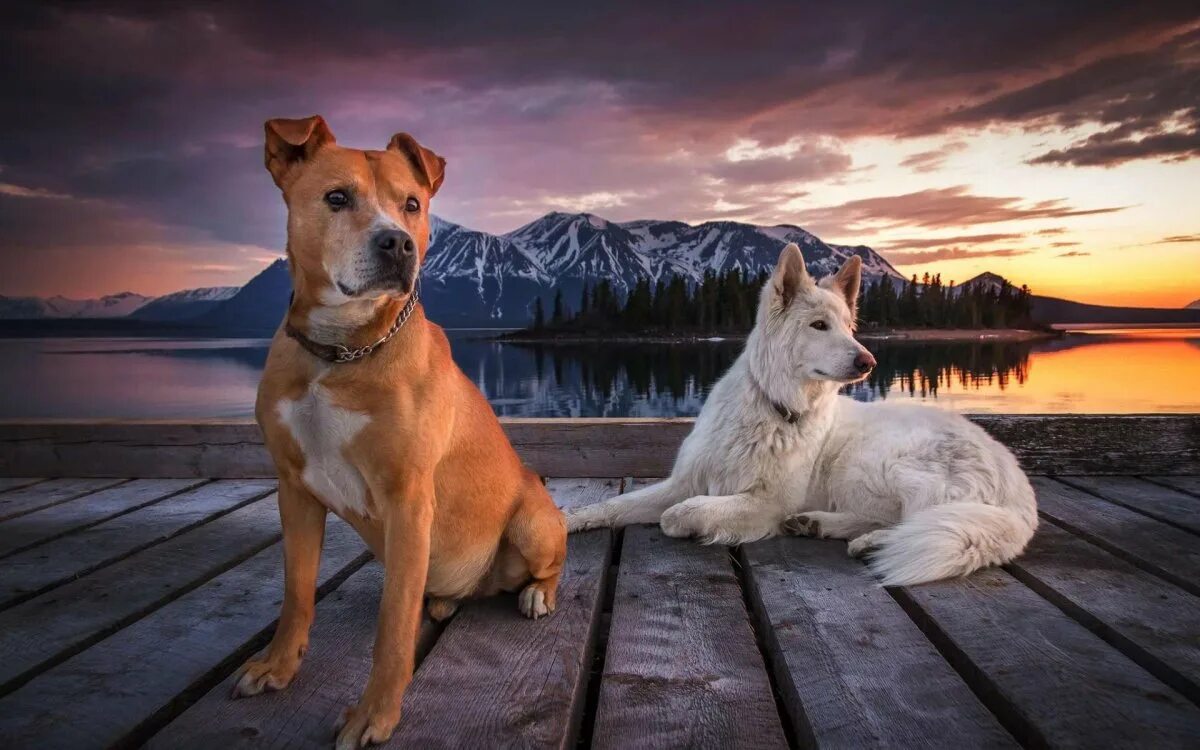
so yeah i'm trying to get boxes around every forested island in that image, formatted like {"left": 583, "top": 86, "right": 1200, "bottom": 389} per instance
{"left": 504, "top": 270, "right": 1046, "bottom": 342}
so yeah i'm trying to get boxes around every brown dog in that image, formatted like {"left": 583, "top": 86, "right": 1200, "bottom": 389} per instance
{"left": 237, "top": 115, "right": 566, "bottom": 748}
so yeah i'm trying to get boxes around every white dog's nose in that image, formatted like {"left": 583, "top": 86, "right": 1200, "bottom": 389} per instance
{"left": 854, "top": 351, "right": 876, "bottom": 374}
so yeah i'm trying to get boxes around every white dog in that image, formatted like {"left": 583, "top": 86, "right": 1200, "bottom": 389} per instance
{"left": 567, "top": 243, "right": 1037, "bottom": 585}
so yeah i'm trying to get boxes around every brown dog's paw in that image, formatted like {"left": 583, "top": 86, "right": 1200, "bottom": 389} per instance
{"left": 334, "top": 701, "right": 400, "bottom": 750}
{"left": 518, "top": 581, "right": 556, "bottom": 620}
{"left": 231, "top": 654, "right": 302, "bottom": 698}
{"left": 782, "top": 513, "right": 821, "bottom": 538}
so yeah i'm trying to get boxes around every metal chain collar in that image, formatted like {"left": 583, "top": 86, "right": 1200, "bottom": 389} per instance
{"left": 332, "top": 281, "right": 421, "bottom": 363}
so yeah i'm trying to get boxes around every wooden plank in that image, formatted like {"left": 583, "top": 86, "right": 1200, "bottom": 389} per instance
{"left": 1032, "top": 476, "right": 1200, "bottom": 596}
{"left": 144, "top": 562, "right": 440, "bottom": 750}
{"left": 1057, "top": 475, "right": 1200, "bottom": 534}
{"left": 0, "top": 478, "right": 44, "bottom": 493}
{"left": 592, "top": 503, "right": 788, "bottom": 748}
{"left": 148, "top": 478, "right": 619, "bottom": 750}
{"left": 741, "top": 537, "right": 1013, "bottom": 747}
{"left": 2, "top": 414, "right": 1197, "bottom": 478}
{"left": 392, "top": 477, "right": 618, "bottom": 748}
{"left": 1007, "top": 523, "right": 1200, "bottom": 703}
{"left": 0, "top": 477, "right": 208, "bottom": 558}
{"left": 0, "top": 492, "right": 282, "bottom": 694}
{"left": 0, "top": 477, "right": 128, "bottom": 521}
{"left": 0, "top": 517, "right": 368, "bottom": 750}
{"left": 1145, "top": 475, "right": 1200, "bottom": 497}
{"left": 895, "top": 567, "right": 1200, "bottom": 747}
{"left": 0, "top": 479, "right": 277, "bottom": 609}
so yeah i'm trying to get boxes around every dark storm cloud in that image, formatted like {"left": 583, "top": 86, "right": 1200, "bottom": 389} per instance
{"left": 0, "top": 1, "right": 1197, "bottom": 293}
{"left": 880, "top": 232, "right": 1024, "bottom": 250}
{"left": 800, "top": 186, "right": 1126, "bottom": 235}
{"left": 883, "top": 247, "right": 1032, "bottom": 264}
{"left": 933, "top": 25, "right": 1200, "bottom": 166}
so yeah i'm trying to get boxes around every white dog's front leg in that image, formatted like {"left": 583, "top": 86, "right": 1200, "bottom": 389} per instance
{"left": 659, "top": 493, "right": 782, "bottom": 545}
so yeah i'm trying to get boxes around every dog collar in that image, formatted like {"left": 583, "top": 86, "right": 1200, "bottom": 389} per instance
{"left": 284, "top": 282, "right": 421, "bottom": 364}
{"left": 771, "top": 401, "right": 800, "bottom": 424}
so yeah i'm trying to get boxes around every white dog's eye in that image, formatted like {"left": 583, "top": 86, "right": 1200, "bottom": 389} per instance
{"left": 404, "top": 197, "right": 420, "bottom": 213}
{"left": 811, "top": 320, "right": 829, "bottom": 331}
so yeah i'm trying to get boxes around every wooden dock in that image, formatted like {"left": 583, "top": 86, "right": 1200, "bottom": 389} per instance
{"left": 0, "top": 417, "right": 1198, "bottom": 748}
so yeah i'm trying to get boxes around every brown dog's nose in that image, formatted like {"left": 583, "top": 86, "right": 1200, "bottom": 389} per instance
{"left": 854, "top": 351, "right": 877, "bottom": 374}
{"left": 373, "top": 229, "right": 415, "bottom": 259}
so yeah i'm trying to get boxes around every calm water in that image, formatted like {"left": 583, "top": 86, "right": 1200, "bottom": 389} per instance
{"left": 1, "top": 328, "right": 1197, "bottom": 419}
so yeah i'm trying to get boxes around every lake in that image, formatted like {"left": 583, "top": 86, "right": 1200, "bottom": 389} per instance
{"left": 1, "top": 327, "right": 1197, "bottom": 419}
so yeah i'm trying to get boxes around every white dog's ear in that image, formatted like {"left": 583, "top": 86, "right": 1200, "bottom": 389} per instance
{"left": 822, "top": 255, "right": 863, "bottom": 316}
{"left": 771, "top": 243, "right": 811, "bottom": 310}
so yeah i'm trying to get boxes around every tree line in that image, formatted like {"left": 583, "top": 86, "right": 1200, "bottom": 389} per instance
{"left": 528, "top": 269, "right": 1035, "bottom": 334}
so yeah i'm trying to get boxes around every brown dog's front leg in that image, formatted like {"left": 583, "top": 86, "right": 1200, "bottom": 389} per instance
{"left": 234, "top": 479, "right": 327, "bottom": 697}
{"left": 335, "top": 477, "right": 433, "bottom": 749}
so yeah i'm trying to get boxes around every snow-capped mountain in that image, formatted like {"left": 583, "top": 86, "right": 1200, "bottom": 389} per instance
{"left": 46, "top": 211, "right": 899, "bottom": 330}
{"left": 420, "top": 211, "right": 903, "bottom": 325}
{"left": 129, "top": 286, "right": 238, "bottom": 321}
{"left": 0, "top": 291, "right": 152, "bottom": 319}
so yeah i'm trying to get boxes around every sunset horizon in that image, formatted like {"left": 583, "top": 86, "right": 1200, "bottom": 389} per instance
{"left": 1, "top": 3, "right": 1197, "bottom": 308}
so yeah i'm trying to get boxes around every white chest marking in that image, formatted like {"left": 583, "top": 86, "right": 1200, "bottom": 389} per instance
{"left": 277, "top": 379, "right": 371, "bottom": 517}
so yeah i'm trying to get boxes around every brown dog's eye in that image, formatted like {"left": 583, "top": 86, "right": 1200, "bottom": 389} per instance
{"left": 324, "top": 190, "right": 349, "bottom": 209}
{"left": 810, "top": 320, "right": 829, "bottom": 331}
{"left": 405, "top": 197, "right": 420, "bottom": 213}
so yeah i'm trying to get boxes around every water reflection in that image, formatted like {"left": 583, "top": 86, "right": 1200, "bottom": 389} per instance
{"left": 2, "top": 327, "right": 1197, "bottom": 418}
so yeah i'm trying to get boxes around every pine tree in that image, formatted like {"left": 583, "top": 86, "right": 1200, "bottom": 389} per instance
{"left": 551, "top": 290, "right": 564, "bottom": 325}
{"left": 532, "top": 296, "right": 545, "bottom": 330}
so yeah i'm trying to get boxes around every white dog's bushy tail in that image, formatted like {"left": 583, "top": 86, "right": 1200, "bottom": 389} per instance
{"left": 864, "top": 503, "right": 1036, "bottom": 586}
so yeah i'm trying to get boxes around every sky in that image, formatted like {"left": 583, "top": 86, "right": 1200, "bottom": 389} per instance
{"left": 1, "top": 1, "right": 1198, "bottom": 307}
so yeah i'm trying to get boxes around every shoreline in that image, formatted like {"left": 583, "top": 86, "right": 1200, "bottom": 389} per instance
{"left": 492, "top": 328, "right": 1061, "bottom": 344}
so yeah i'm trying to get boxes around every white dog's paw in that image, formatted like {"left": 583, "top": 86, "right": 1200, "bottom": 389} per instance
{"left": 781, "top": 513, "right": 821, "bottom": 538}
{"left": 565, "top": 507, "right": 603, "bottom": 533}
{"left": 659, "top": 502, "right": 705, "bottom": 540}
{"left": 848, "top": 530, "right": 886, "bottom": 559}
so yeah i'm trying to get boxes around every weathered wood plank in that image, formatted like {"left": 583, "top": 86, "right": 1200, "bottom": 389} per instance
{"left": 1144, "top": 475, "right": 1200, "bottom": 497}
{"left": 0, "top": 477, "right": 128, "bottom": 521}
{"left": 2, "top": 414, "right": 1197, "bottom": 478}
{"left": 592, "top": 507, "right": 788, "bottom": 748}
{"left": 1007, "top": 522, "right": 1200, "bottom": 703}
{"left": 148, "top": 478, "right": 618, "bottom": 750}
{"left": 0, "top": 517, "right": 368, "bottom": 749}
{"left": 0, "top": 477, "right": 207, "bottom": 558}
{"left": 1032, "top": 476, "right": 1200, "bottom": 596}
{"left": 0, "top": 479, "right": 277, "bottom": 609}
{"left": 392, "top": 477, "right": 619, "bottom": 748}
{"left": 895, "top": 568, "right": 1200, "bottom": 747}
{"left": 145, "top": 562, "right": 439, "bottom": 750}
{"left": 0, "top": 478, "right": 44, "bottom": 493}
{"left": 0, "top": 492, "right": 282, "bottom": 694}
{"left": 1057, "top": 475, "right": 1200, "bottom": 534}
{"left": 741, "top": 537, "right": 1013, "bottom": 747}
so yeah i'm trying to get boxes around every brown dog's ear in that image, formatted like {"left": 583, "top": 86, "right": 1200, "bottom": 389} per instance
{"left": 822, "top": 255, "right": 863, "bottom": 317}
{"left": 264, "top": 116, "right": 336, "bottom": 188}
{"left": 771, "top": 243, "right": 812, "bottom": 310}
{"left": 387, "top": 133, "right": 446, "bottom": 195}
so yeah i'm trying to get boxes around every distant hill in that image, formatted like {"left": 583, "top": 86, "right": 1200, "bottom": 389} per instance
{"left": 0, "top": 291, "right": 151, "bottom": 319}
{"left": 1030, "top": 295, "right": 1200, "bottom": 325}
{"left": 1187, "top": 298, "right": 1200, "bottom": 310}
{"left": 129, "top": 286, "right": 237, "bottom": 321}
